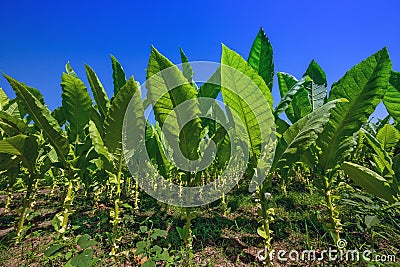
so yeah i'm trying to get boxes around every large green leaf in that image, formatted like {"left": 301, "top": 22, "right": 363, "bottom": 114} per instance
{"left": 376, "top": 124, "right": 400, "bottom": 151}
{"left": 317, "top": 48, "right": 392, "bottom": 173}
{"left": 273, "top": 99, "right": 343, "bottom": 171}
{"left": 277, "top": 72, "right": 296, "bottom": 122}
{"left": 179, "top": 48, "right": 195, "bottom": 84}
{"left": 0, "top": 110, "right": 27, "bottom": 136}
{"left": 220, "top": 44, "right": 274, "bottom": 166}
{"left": 88, "top": 120, "right": 110, "bottom": 163}
{"left": 248, "top": 27, "right": 274, "bottom": 91}
{"left": 198, "top": 67, "right": 221, "bottom": 99}
{"left": 111, "top": 55, "right": 126, "bottom": 97}
{"left": 342, "top": 161, "right": 397, "bottom": 203}
{"left": 362, "top": 129, "right": 394, "bottom": 175}
{"left": 145, "top": 123, "right": 171, "bottom": 178}
{"left": 383, "top": 71, "right": 400, "bottom": 123}
{"left": 303, "top": 60, "right": 327, "bottom": 110}
{"left": 0, "top": 134, "right": 38, "bottom": 172}
{"left": 61, "top": 72, "right": 92, "bottom": 143}
{"left": 85, "top": 64, "right": 110, "bottom": 118}
{"left": 3, "top": 74, "right": 69, "bottom": 165}
{"left": 276, "top": 72, "right": 311, "bottom": 123}
{"left": 292, "top": 87, "right": 312, "bottom": 123}
{"left": 274, "top": 76, "right": 310, "bottom": 116}
{"left": 146, "top": 46, "right": 203, "bottom": 160}
{"left": 104, "top": 77, "right": 139, "bottom": 154}
{"left": 0, "top": 88, "right": 9, "bottom": 110}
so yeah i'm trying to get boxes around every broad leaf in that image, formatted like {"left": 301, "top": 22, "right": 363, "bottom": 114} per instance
{"left": 317, "top": 48, "right": 392, "bottom": 173}
{"left": 0, "top": 134, "right": 38, "bottom": 172}
{"left": 383, "top": 71, "right": 400, "bottom": 123}
{"left": 61, "top": 72, "right": 92, "bottom": 143}
{"left": 274, "top": 75, "right": 310, "bottom": 116}
{"left": 179, "top": 48, "right": 195, "bottom": 84}
{"left": 145, "top": 123, "right": 171, "bottom": 178}
{"left": 248, "top": 27, "right": 274, "bottom": 90}
{"left": 0, "top": 88, "right": 9, "bottom": 110}
{"left": 273, "top": 99, "right": 343, "bottom": 171}
{"left": 104, "top": 77, "right": 139, "bottom": 154}
{"left": 220, "top": 44, "right": 274, "bottom": 168}
{"left": 88, "top": 121, "right": 110, "bottom": 163}
{"left": 111, "top": 55, "right": 126, "bottom": 96}
{"left": 303, "top": 60, "right": 327, "bottom": 110}
{"left": 85, "top": 64, "right": 110, "bottom": 118}
{"left": 3, "top": 74, "right": 69, "bottom": 165}
{"left": 277, "top": 72, "right": 297, "bottom": 122}
{"left": 376, "top": 124, "right": 400, "bottom": 151}
{"left": 342, "top": 161, "right": 397, "bottom": 203}
{"left": 0, "top": 110, "right": 27, "bottom": 136}
{"left": 146, "top": 46, "right": 203, "bottom": 160}
{"left": 362, "top": 129, "right": 394, "bottom": 175}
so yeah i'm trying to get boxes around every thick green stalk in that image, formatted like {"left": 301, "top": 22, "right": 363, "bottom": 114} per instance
{"left": 134, "top": 178, "right": 139, "bottom": 210}
{"left": 15, "top": 173, "right": 35, "bottom": 242}
{"left": 259, "top": 189, "right": 272, "bottom": 266}
{"left": 111, "top": 153, "right": 123, "bottom": 255}
{"left": 182, "top": 207, "right": 193, "bottom": 264}
{"left": 60, "top": 171, "right": 76, "bottom": 234}
{"left": 323, "top": 176, "right": 340, "bottom": 243}
{"left": 221, "top": 192, "right": 227, "bottom": 216}
{"left": 4, "top": 191, "right": 12, "bottom": 213}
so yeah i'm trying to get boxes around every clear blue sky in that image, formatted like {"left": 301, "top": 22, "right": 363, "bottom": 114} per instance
{"left": 1, "top": 0, "right": 399, "bottom": 119}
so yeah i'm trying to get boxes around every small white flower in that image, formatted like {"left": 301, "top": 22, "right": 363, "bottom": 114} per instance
{"left": 264, "top": 192, "right": 272, "bottom": 200}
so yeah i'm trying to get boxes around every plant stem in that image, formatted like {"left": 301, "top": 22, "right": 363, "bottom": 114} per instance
{"left": 111, "top": 153, "right": 123, "bottom": 255}
{"left": 183, "top": 207, "right": 193, "bottom": 263}
{"left": 60, "top": 178, "right": 74, "bottom": 234}
{"left": 221, "top": 192, "right": 227, "bottom": 216}
{"left": 4, "top": 191, "right": 12, "bottom": 213}
{"left": 16, "top": 173, "right": 35, "bottom": 242}
{"left": 259, "top": 190, "right": 272, "bottom": 266}
{"left": 134, "top": 178, "right": 139, "bottom": 210}
{"left": 323, "top": 176, "right": 340, "bottom": 243}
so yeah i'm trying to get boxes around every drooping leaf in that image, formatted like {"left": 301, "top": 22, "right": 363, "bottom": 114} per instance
{"left": 89, "top": 106, "right": 104, "bottom": 137}
{"left": 362, "top": 129, "right": 394, "bottom": 175}
{"left": 303, "top": 60, "right": 328, "bottom": 110}
{"left": 61, "top": 72, "right": 92, "bottom": 143}
{"left": 274, "top": 76, "right": 310, "bottom": 116}
{"left": 88, "top": 121, "right": 110, "bottom": 163}
{"left": 65, "top": 62, "right": 78, "bottom": 78}
{"left": 146, "top": 46, "right": 203, "bottom": 160}
{"left": 3, "top": 74, "right": 69, "bottom": 166}
{"left": 342, "top": 161, "right": 397, "bottom": 203}
{"left": 111, "top": 55, "right": 126, "bottom": 97}
{"left": 145, "top": 123, "right": 171, "bottom": 178}
{"left": 0, "top": 134, "right": 38, "bottom": 172}
{"left": 292, "top": 87, "right": 312, "bottom": 123}
{"left": 383, "top": 71, "right": 400, "bottom": 123}
{"left": 317, "top": 48, "right": 392, "bottom": 173}
{"left": 0, "top": 110, "right": 27, "bottom": 136}
{"left": 248, "top": 27, "right": 274, "bottom": 90}
{"left": 277, "top": 72, "right": 297, "bottom": 122}
{"left": 273, "top": 99, "right": 344, "bottom": 171}
{"left": 85, "top": 64, "right": 110, "bottom": 118}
